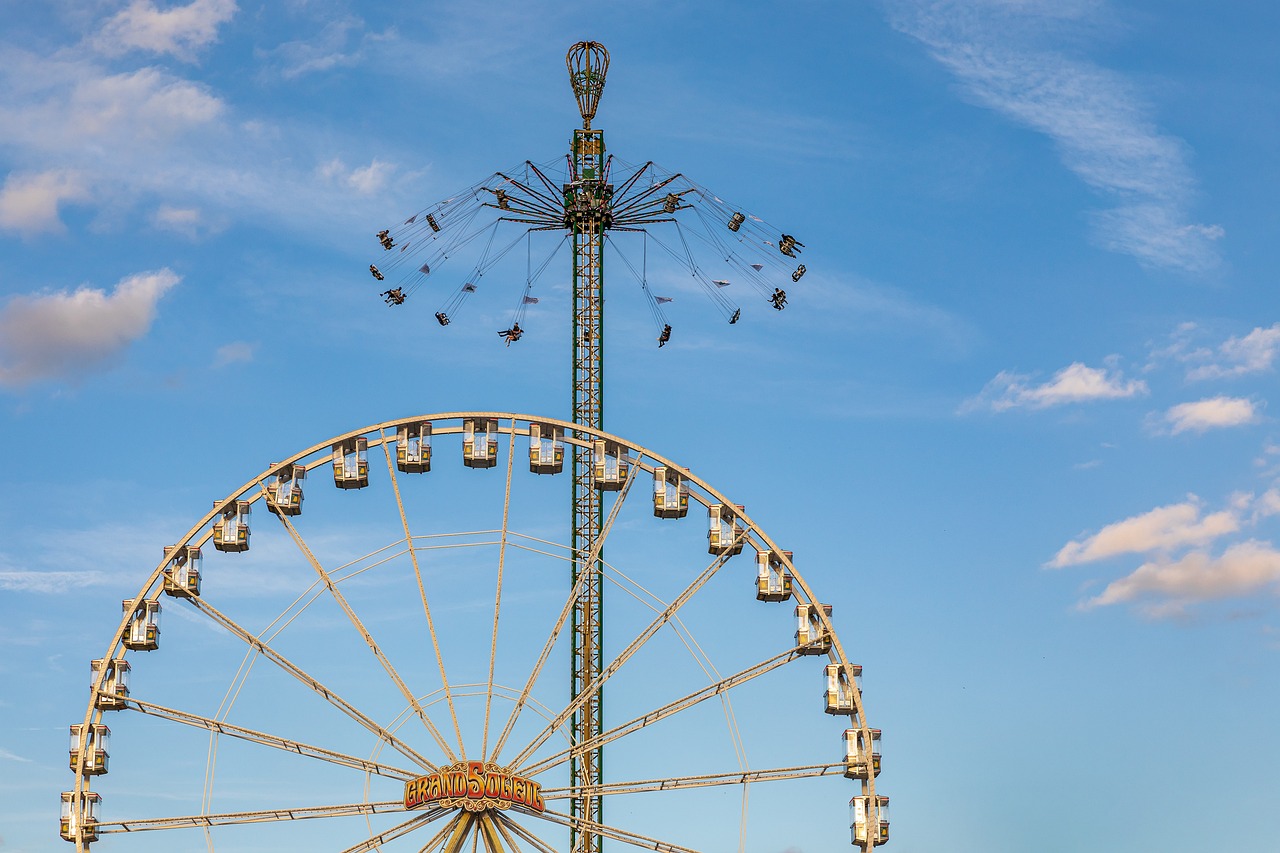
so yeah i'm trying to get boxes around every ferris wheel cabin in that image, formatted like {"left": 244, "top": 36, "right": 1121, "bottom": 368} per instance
{"left": 756, "top": 549, "right": 794, "bottom": 601}
{"left": 90, "top": 658, "right": 130, "bottom": 711}
{"left": 707, "top": 504, "right": 746, "bottom": 555}
{"left": 333, "top": 437, "right": 370, "bottom": 488}
{"left": 592, "top": 439, "right": 631, "bottom": 489}
{"left": 463, "top": 418, "right": 500, "bottom": 468}
{"left": 212, "top": 500, "right": 251, "bottom": 552}
{"left": 652, "top": 466, "right": 689, "bottom": 518}
{"left": 825, "top": 663, "right": 863, "bottom": 715}
{"left": 795, "top": 602, "right": 833, "bottom": 653}
{"left": 59, "top": 791, "right": 100, "bottom": 843}
{"left": 397, "top": 421, "right": 432, "bottom": 473}
{"left": 850, "top": 795, "right": 889, "bottom": 849}
{"left": 529, "top": 422, "right": 564, "bottom": 474}
{"left": 162, "top": 545, "right": 202, "bottom": 598}
{"left": 69, "top": 724, "right": 110, "bottom": 775}
{"left": 121, "top": 599, "right": 160, "bottom": 651}
{"left": 267, "top": 462, "right": 306, "bottom": 516}
{"left": 844, "top": 728, "right": 882, "bottom": 779}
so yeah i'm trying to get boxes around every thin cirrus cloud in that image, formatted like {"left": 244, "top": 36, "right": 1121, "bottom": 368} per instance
{"left": 885, "top": 0, "right": 1222, "bottom": 273}
{"left": 1161, "top": 396, "right": 1258, "bottom": 435}
{"left": 92, "top": 0, "right": 238, "bottom": 62}
{"left": 961, "top": 361, "right": 1147, "bottom": 413}
{"left": 0, "top": 269, "right": 179, "bottom": 388}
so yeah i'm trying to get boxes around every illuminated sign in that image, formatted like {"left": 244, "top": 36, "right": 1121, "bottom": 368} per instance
{"left": 404, "top": 761, "right": 545, "bottom": 813}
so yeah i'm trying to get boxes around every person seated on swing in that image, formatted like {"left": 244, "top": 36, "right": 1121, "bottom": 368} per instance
{"left": 498, "top": 322, "right": 523, "bottom": 346}
{"left": 657, "top": 324, "right": 672, "bottom": 348}
{"left": 771, "top": 288, "right": 787, "bottom": 310}
{"left": 382, "top": 287, "right": 405, "bottom": 305}
{"left": 435, "top": 312, "right": 450, "bottom": 326}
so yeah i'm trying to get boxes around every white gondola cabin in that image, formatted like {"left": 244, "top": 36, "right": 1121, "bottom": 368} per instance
{"left": 212, "top": 500, "right": 251, "bottom": 552}
{"left": 69, "top": 724, "right": 110, "bottom": 775}
{"left": 756, "top": 549, "right": 793, "bottom": 601}
{"left": 850, "top": 795, "right": 889, "bottom": 848}
{"left": 825, "top": 662, "right": 863, "bottom": 715}
{"left": 397, "top": 422, "right": 432, "bottom": 473}
{"left": 592, "top": 440, "right": 630, "bottom": 490}
{"left": 333, "top": 437, "right": 369, "bottom": 488}
{"left": 121, "top": 599, "right": 161, "bottom": 651}
{"left": 463, "top": 418, "right": 499, "bottom": 469}
{"left": 267, "top": 462, "right": 306, "bottom": 516}
{"left": 796, "top": 602, "right": 833, "bottom": 653}
{"left": 529, "top": 423, "right": 564, "bottom": 474}
{"left": 90, "top": 659, "right": 129, "bottom": 710}
{"left": 708, "top": 504, "right": 745, "bottom": 555}
{"left": 60, "top": 791, "right": 101, "bottom": 843}
{"left": 844, "top": 728, "right": 882, "bottom": 779}
{"left": 162, "top": 545, "right": 201, "bottom": 598}
{"left": 652, "top": 466, "right": 689, "bottom": 518}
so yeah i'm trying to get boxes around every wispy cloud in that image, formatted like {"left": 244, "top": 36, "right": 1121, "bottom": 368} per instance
{"left": 962, "top": 361, "right": 1147, "bottom": 413}
{"left": 1160, "top": 396, "right": 1259, "bottom": 435}
{"left": 1049, "top": 495, "right": 1243, "bottom": 567}
{"left": 886, "top": 0, "right": 1221, "bottom": 272}
{"left": 317, "top": 157, "right": 397, "bottom": 196}
{"left": 213, "top": 340, "right": 257, "bottom": 367}
{"left": 92, "top": 0, "right": 238, "bottom": 62}
{"left": 0, "top": 269, "right": 179, "bottom": 388}
{"left": 0, "top": 571, "right": 114, "bottom": 594}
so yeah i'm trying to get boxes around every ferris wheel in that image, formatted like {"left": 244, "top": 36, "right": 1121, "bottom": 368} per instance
{"left": 64, "top": 412, "right": 888, "bottom": 853}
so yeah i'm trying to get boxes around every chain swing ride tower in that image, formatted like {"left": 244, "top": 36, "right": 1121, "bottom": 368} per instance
{"left": 565, "top": 41, "right": 609, "bottom": 853}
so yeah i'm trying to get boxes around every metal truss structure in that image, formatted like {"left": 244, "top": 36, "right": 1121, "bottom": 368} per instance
{"left": 65, "top": 413, "right": 885, "bottom": 852}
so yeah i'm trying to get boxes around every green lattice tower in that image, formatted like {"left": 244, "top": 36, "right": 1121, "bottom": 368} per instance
{"left": 566, "top": 41, "right": 609, "bottom": 853}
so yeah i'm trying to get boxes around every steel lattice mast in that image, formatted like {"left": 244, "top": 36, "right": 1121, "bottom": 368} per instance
{"left": 565, "top": 40, "right": 609, "bottom": 853}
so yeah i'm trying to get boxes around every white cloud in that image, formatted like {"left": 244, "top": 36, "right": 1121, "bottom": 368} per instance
{"left": 151, "top": 203, "right": 221, "bottom": 238}
{"left": 887, "top": 0, "right": 1221, "bottom": 272}
{"left": 0, "top": 747, "right": 35, "bottom": 763}
{"left": 0, "top": 170, "right": 91, "bottom": 236}
{"left": 1162, "top": 396, "right": 1258, "bottom": 435}
{"left": 318, "top": 157, "right": 396, "bottom": 195}
{"left": 0, "top": 269, "right": 179, "bottom": 388}
{"left": 963, "top": 361, "right": 1147, "bottom": 412}
{"left": 1049, "top": 496, "right": 1241, "bottom": 567}
{"left": 94, "top": 0, "right": 238, "bottom": 62}
{"left": 0, "top": 571, "right": 113, "bottom": 594}
{"left": 1082, "top": 540, "right": 1280, "bottom": 612}
{"left": 266, "top": 17, "right": 365, "bottom": 79}
{"left": 213, "top": 340, "right": 256, "bottom": 367}
{"left": 1187, "top": 323, "right": 1280, "bottom": 381}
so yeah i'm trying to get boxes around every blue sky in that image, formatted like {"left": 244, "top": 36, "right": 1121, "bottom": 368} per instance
{"left": 2, "top": 1, "right": 1279, "bottom": 851}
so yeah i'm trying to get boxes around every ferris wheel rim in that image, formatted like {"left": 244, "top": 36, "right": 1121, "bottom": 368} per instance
{"left": 69, "top": 410, "right": 879, "bottom": 852}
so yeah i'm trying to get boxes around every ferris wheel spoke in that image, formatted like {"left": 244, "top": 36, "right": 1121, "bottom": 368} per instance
{"left": 489, "top": 812, "right": 531, "bottom": 853}
{"left": 273, "top": 509, "right": 459, "bottom": 763}
{"left": 531, "top": 807, "right": 702, "bottom": 853}
{"left": 482, "top": 419, "right": 518, "bottom": 759}
{"left": 340, "top": 808, "right": 453, "bottom": 853}
{"left": 119, "top": 695, "right": 417, "bottom": 779}
{"left": 489, "top": 459, "right": 641, "bottom": 764}
{"left": 510, "top": 523, "right": 749, "bottom": 769}
{"left": 187, "top": 597, "right": 435, "bottom": 770}
{"left": 494, "top": 813, "right": 559, "bottom": 853}
{"left": 540, "top": 762, "right": 845, "bottom": 799}
{"left": 379, "top": 433, "right": 467, "bottom": 759}
{"left": 93, "top": 800, "right": 409, "bottom": 833}
{"left": 519, "top": 644, "right": 807, "bottom": 777}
